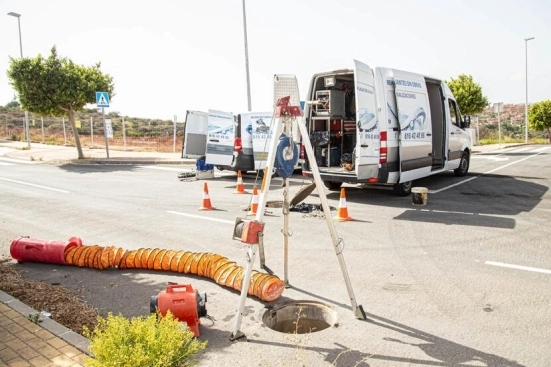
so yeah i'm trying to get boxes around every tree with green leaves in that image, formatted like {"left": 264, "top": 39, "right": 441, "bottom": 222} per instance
{"left": 529, "top": 100, "right": 551, "bottom": 143}
{"left": 447, "top": 74, "right": 489, "bottom": 116}
{"left": 5, "top": 100, "right": 20, "bottom": 109}
{"left": 7, "top": 46, "right": 114, "bottom": 159}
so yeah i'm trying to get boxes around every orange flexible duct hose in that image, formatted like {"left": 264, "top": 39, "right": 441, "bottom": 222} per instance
{"left": 63, "top": 245, "right": 284, "bottom": 302}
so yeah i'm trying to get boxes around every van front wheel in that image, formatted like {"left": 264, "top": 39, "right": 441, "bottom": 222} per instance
{"left": 454, "top": 151, "right": 470, "bottom": 177}
{"left": 393, "top": 181, "right": 412, "bottom": 196}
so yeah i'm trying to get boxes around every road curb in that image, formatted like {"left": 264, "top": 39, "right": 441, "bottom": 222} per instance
{"left": 0, "top": 289, "right": 91, "bottom": 356}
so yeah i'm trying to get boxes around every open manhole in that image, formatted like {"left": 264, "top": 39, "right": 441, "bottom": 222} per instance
{"left": 262, "top": 300, "right": 338, "bottom": 334}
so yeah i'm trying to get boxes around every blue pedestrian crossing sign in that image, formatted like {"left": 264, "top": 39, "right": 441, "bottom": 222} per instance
{"left": 96, "top": 92, "right": 109, "bottom": 108}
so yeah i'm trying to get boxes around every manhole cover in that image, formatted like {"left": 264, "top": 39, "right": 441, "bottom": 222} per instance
{"left": 262, "top": 300, "right": 337, "bottom": 334}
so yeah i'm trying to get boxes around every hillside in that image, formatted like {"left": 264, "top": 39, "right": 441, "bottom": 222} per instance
{"left": 0, "top": 106, "right": 180, "bottom": 152}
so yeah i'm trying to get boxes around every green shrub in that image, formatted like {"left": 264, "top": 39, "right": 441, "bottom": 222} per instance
{"left": 83, "top": 312, "right": 207, "bottom": 367}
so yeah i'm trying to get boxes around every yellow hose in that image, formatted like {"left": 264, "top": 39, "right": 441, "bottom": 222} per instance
{"left": 63, "top": 245, "right": 284, "bottom": 302}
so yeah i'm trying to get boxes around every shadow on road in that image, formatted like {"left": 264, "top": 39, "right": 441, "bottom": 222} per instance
{"left": 248, "top": 309, "right": 525, "bottom": 366}
{"left": 56, "top": 163, "right": 140, "bottom": 173}
{"left": 320, "top": 172, "right": 548, "bottom": 230}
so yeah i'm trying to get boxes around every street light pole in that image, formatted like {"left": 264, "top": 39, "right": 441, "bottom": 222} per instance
{"left": 524, "top": 37, "right": 535, "bottom": 144}
{"left": 7, "top": 11, "right": 31, "bottom": 149}
{"left": 242, "top": 0, "right": 252, "bottom": 111}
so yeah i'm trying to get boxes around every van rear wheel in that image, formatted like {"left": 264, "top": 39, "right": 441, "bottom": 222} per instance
{"left": 454, "top": 151, "right": 470, "bottom": 177}
{"left": 323, "top": 181, "right": 342, "bottom": 191}
{"left": 393, "top": 181, "right": 412, "bottom": 196}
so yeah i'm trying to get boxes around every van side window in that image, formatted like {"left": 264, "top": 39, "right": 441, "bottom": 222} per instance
{"left": 448, "top": 100, "right": 460, "bottom": 127}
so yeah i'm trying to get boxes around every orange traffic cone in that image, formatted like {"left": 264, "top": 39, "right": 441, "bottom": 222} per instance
{"left": 334, "top": 188, "right": 353, "bottom": 221}
{"left": 234, "top": 170, "right": 249, "bottom": 194}
{"left": 248, "top": 185, "right": 259, "bottom": 215}
{"left": 199, "top": 182, "right": 215, "bottom": 210}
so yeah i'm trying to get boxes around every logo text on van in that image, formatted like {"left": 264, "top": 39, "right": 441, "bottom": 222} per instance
{"left": 394, "top": 79, "right": 422, "bottom": 88}
{"left": 357, "top": 86, "right": 374, "bottom": 94}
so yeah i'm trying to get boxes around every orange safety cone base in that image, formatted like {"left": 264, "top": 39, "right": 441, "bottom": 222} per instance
{"left": 334, "top": 188, "right": 353, "bottom": 221}
{"left": 234, "top": 171, "right": 249, "bottom": 194}
{"left": 199, "top": 183, "right": 215, "bottom": 210}
{"left": 334, "top": 214, "right": 353, "bottom": 221}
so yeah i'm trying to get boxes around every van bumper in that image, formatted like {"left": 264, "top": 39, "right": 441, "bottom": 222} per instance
{"left": 302, "top": 161, "right": 396, "bottom": 184}
{"left": 230, "top": 152, "right": 254, "bottom": 172}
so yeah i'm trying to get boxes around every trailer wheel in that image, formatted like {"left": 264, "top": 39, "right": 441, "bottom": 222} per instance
{"left": 393, "top": 181, "right": 412, "bottom": 196}
{"left": 323, "top": 181, "right": 342, "bottom": 191}
{"left": 454, "top": 151, "right": 470, "bottom": 177}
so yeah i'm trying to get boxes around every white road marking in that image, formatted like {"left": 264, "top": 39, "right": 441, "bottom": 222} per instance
{"left": 139, "top": 165, "right": 191, "bottom": 172}
{"left": 430, "top": 150, "right": 546, "bottom": 194}
{"left": 471, "top": 155, "right": 509, "bottom": 162}
{"left": 167, "top": 210, "right": 234, "bottom": 224}
{"left": 0, "top": 177, "right": 70, "bottom": 193}
{"left": 0, "top": 162, "right": 14, "bottom": 166}
{"left": 505, "top": 147, "right": 532, "bottom": 153}
{"left": 532, "top": 146, "right": 551, "bottom": 152}
{"left": 0, "top": 157, "right": 39, "bottom": 164}
{"left": 485, "top": 261, "right": 551, "bottom": 275}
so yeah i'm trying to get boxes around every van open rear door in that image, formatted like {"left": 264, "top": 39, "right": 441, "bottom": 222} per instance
{"left": 245, "top": 112, "right": 276, "bottom": 170}
{"left": 273, "top": 74, "right": 303, "bottom": 155}
{"left": 182, "top": 110, "right": 208, "bottom": 158}
{"left": 392, "top": 70, "right": 433, "bottom": 182}
{"left": 353, "top": 60, "right": 380, "bottom": 180}
{"left": 205, "top": 109, "right": 235, "bottom": 167}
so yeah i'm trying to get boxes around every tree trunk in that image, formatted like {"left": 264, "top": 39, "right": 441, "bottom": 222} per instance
{"left": 68, "top": 109, "right": 84, "bottom": 159}
{"left": 547, "top": 127, "right": 551, "bottom": 144}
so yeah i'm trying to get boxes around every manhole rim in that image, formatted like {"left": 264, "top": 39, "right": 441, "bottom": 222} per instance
{"left": 262, "top": 300, "right": 338, "bottom": 334}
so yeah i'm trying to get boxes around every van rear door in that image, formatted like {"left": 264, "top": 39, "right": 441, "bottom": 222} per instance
{"left": 354, "top": 60, "right": 380, "bottom": 180}
{"left": 392, "top": 70, "right": 433, "bottom": 182}
{"left": 247, "top": 112, "right": 276, "bottom": 170}
{"left": 182, "top": 110, "right": 208, "bottom": 158}
{"left": 274, "top": 74, "right": 303, "bottom": 165}
{"left": 205, "top": 109, "right": 235, "bottom": 167}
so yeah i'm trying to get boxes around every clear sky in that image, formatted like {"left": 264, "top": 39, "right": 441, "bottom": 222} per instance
{"left": 1, "top": 0, "right": 549, "bottom": 121}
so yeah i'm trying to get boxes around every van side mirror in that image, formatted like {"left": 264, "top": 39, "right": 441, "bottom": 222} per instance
{"left": 461, "top": 115, "right": 471, "bottom": 129}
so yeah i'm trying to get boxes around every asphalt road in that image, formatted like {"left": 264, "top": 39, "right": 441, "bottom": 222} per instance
{"left": 1, "top": 145, "right": 550, "bottom": 367}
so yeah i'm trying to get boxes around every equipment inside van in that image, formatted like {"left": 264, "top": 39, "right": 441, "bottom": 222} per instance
{"left": 301, "top": 60, "right": 472, "bottom": 196}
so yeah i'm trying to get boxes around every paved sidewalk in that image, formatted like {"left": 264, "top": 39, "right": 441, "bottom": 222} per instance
{"left": 0, "top": 140, "right": 195, "bottom": 165}
{"left": 0, "top": 291, "right": 88, "bottom": 367}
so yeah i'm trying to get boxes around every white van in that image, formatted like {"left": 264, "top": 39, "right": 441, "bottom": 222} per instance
{"left": 181, "top": 109, "right": 299, "bottom": 175}
{"left": 301, "top": 60, "right": 472, "bottom": 196}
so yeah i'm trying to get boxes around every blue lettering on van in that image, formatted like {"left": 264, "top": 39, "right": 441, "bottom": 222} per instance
{"left": 394, "top": 79, "right": 422, "bottom": 88}
{"left": 361, "top": 133, "right": 380, "bottom": 140}
{"left": 253, "top": 133, "right": 272, "bottom": 140}
{"left": 356, "top": 86, "right": 374, "bottom": 94}
{"left": 386, "top": 80, "right": 395, "bottom": 86}
{"left": 396, "top": 92, "right": 417, "bottom": 99}
{"left": 208, "top": 133, "right": 232, "bottom": 139}
{"left": 403, "top": 132, "right": 425, "bottom": 140}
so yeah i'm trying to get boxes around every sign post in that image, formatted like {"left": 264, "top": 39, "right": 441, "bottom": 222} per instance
{"left": 494, "top": 102, "right": 503, "bottom": 148}
{"left": 96, "top": 92, "right": 110, "bottom": 158}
